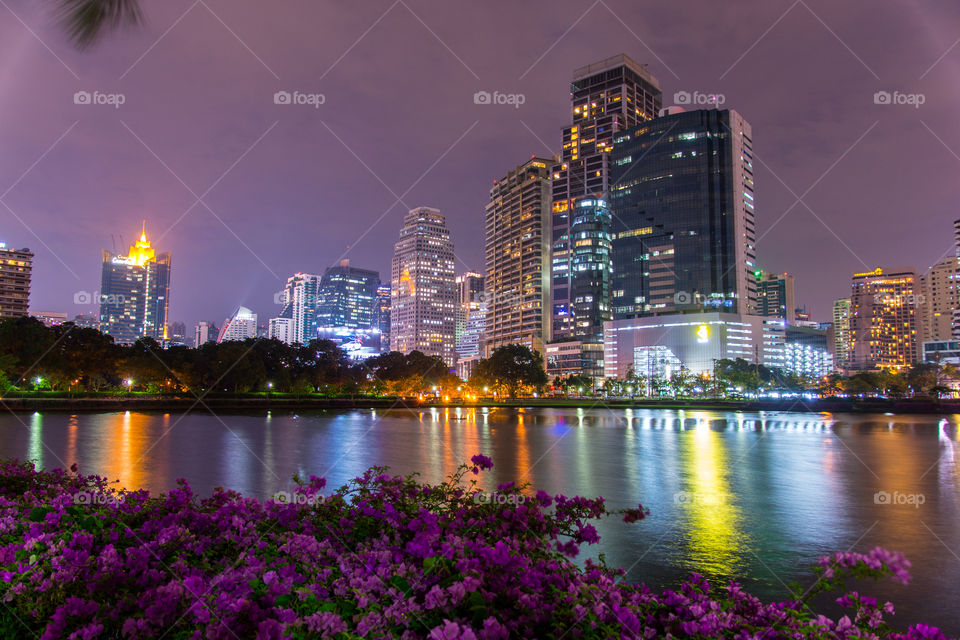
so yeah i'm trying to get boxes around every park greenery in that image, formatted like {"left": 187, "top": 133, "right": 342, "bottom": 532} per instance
{"left": 0, "top": 317, "right": 954, "bottom": 401}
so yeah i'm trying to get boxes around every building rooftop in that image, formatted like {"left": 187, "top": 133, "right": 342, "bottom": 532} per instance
{"left": 572, "top": 53, "right": 659, "bottom": 88}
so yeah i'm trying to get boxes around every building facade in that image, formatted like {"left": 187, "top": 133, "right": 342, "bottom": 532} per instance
{"left": 832, "top": 298, "right": 852, "bottom": 370}
{"left": 0, "top": 244, "right": 33, "bottom": 319}
{"left": 455, "top": 272, "right": 484, "bottom": 347}
{"left": 194, "top": 321, "right": 217, "bottom": 348}
{"left": 273, "top": 273, "right": 321, "bottom": 345}
{"left": 98, "top": 225, "right": 171, "bottom": 344}
{"left": 485, "top": 158, "right": 551, "bottom": 354}
{"left": 390, "top": 207, "right": 457, "bottom": 365}
{"left": 784, "top": 325, "right": 833, "bottom": 377}
{"left": 920, "top": 256, "right": 959, "bottom": 343}
{"left": 756, "top": 272, "right": 796, "bottom": 323}
{"left": 268, "top": 317, "right": 294, "bottom": 344}
{"left": 551, "top": 54, "right": 662, "bottom": 341}
{"left": 609, "top": 108, "right": 758, "bottom": 318}
{"left": 849, "top": 267, "right": 921, "bottom": 369}
{"left": 316, "top": 260, "right": 380, "bottom": 331}
{"left": 376, "top": 284, "right": 391, "bottom": 352}
{"left": 217, "top": 306, "right": 257, "bottom": 342}
{"left": 603, "top": 312, "right": 785, "bottom": 380}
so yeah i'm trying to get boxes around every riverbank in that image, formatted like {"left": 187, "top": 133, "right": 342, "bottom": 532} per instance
{"left": 2, "top": 393, "right": 959, "bottom": 413}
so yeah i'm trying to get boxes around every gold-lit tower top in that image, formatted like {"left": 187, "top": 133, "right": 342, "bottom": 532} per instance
{"left": 126, "top": 220, "right": 156, "bottom": 266}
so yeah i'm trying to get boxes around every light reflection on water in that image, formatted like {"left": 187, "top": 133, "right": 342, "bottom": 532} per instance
{"left": 0, "top": 408, "right": 957, "bottom": 633}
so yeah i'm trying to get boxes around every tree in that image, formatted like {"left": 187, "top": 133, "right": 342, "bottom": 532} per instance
{"left": 55, "top": 0, "right": 143, "bottom": 49}
{"left": 469, "top": 345, "right": 548, "bottom": 398}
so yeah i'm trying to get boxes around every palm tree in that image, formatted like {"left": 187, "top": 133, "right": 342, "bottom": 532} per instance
{"left": 56, "top": 0, "right": 143, "bottom": 49}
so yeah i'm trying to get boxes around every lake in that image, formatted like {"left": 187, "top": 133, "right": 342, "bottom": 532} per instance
{"left": 1, "top": 407, "right": 957, "bottom": 633}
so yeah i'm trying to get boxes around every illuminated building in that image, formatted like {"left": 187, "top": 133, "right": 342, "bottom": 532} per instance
{"left": 316, "top": 259, "right": 380, "bottom": 331}
{"left": 603, "top": 312, "right": 785, "bottom": 380}
{"left": 920, "top": 256, "right": 960, "bottom": 342}
{"left": 268, "top": 317, "right": 294, "bottom": 344}
{"left": 98, "top": 224, "right": 171, "bottom": 344}
{"left": 194, "top": 321, "right": 217, "bottom": 347}
{"left": 849, "top": 267, "right": 920, "bottom": 370}
{"left": 457, "top": 302, "right": 486, "bottom": 360}
{"left": 0, "top": 243, "right": 33, "bottom": 319}
{"left": 167, "top": 321, "right": 187, "bottom": 346}
{"left": 551, "top": 54, "right": 662, "bottom": 341}
{"left": 30, "top": 311, "right": 67, "bottom": 327}
{"left": 217, "top": 306, "right": 257, "bottom": 342}
{"left": 923, "top": 340, "right": 960, "bottom": 365}
{"left": 609, "top": 108, "right": 758, "bottom": 317}
{"left": 546, "top": 340, "right": 604, "bottom": 380}
{"left": 832, "top": 298, "right": 852, "bottom": 369}
{"left": 784, "top": 326, "right": 833, "bottom": 377}
{"left": 455, "top": 271, "right": 484, "bottom": 346}
{"left": 390, "top": 207, "right": 457, "bottom": 366}
{"left": 570, "top": 198, "right": 613, "bottom": 341}
{"left": 376, "top": 285, "right": 391, "bottom": 352}
{"left": 272, "top": 273, "right": 321, "bottom": 345}
{"left": 485, "top": 157, "right": 551, "bottom": 354}
{"left": 756, "top": 272, "right": 796, "bottom": 323}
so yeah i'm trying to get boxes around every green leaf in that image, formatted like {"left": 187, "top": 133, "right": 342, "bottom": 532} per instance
{"left": 389, "top": 576, "right": 412, "bottom": 597}
{"left": 28, "top": 507, "right": 52, "bottom": 522}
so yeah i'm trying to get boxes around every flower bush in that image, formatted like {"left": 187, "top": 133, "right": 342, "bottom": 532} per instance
{"left": 0, "top": 457, "right": 951, "bottom": 639}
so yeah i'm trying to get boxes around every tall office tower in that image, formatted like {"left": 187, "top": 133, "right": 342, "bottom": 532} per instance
{"left": 217, "top": 306, "right": 257, "bottom": 342}
{"left": 194, "top": 321, "right": 217, "bottom": 347}
{"left": 316, "top": 260, "right": 380, "bottom": 330}
{"left": 390, "top": 207, "right": 457, "bottom": 365}
{"left": 375, "top": 284, "right": 391, "bottom": 352}
{"left": 920, "top": 256, "right": 960, "bottom": 342}
{"left": 756, "top": 272, "right": 796, "bottom": 323}
{"left": 0, "top": 243, "right": 33, "bottom": 319}
{"left": 609, "top": 108, "right": 758, "bottom": 318}
{"left": 849, "top": 268, "right": 921, "bottom": 369}
{"left": 569, "top": 198, "right": 613, "bottom": 340}
{"left": 98, "top": 224, "right": 171, "bottom": 344}
{"left": 273, "top": 273, "right": 321, "bottom": 345}
{"left": 550, "top": 54, "right": 662, "bottom": 340}
{"left": 455, "top": 271, "right": 484, "bottom": 346}
{"left": 832, "top": 298, "right": 852, "bottom": 369}
{"left": 484, "top": 157, "right": 551, "bottom": 353}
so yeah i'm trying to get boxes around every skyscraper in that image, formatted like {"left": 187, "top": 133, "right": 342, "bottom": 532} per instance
{"left": 920, "top": 256, "right": 960, "bottom": 342}
{"left": 268, "top": 317, "right": 294, "bottom": 344}
{"left": 0, "top": 243, "right": 33, "bottom": 319}
{"left": 455, "top": 272, "right": 484, "bottom": 352}
{"left": 849, "top": 268, "right": 920, "bottom": 369}
{"left": 217, "top": 306, "right": 257, "bottom": 342}
{"left": 756, "top": 272, "right": 796, "bottom": 323}
{"left": 390, "top": 207, "right": 457, "bottom": 366}
{"left": 98, "top": 224, "right": 171, "bottom": 344}
{"left": 832, "top": 298, "right": 852, "bottom": 370}
{"left": 376, "top": 284, "right": 391, "bottom": 352}
{"left": 569, "top": 198, "right": 613, "bottom": 341}
{"left": 609, "top": 108, "right": 758, "bottom": 317}
{"left": 484, "top": 157, "right": 551, "bottom": 353}
{"left": 316, "top": 260, "right": 380, "bottom": 331}
{"left": 273, "top": 273, "right": 321, "bottom": 345}
{"left": 550, "top": 54, "right": 662, "bottom": 340}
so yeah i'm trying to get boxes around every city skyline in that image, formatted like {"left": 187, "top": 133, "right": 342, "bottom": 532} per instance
{"left": 3, "top": 2, "right": 959, "bottom": 330}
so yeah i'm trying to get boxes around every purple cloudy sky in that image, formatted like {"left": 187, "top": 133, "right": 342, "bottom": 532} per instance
{"left": 1, "top": 0, "right": 958, "bottom": 328}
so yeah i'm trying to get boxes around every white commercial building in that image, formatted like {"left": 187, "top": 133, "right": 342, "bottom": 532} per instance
{"left": 603, "top": 312, "right": 785, "bottom": 379}
{"left": 268, "top": 317, "right": 294, "bottom": 344}
{"left": 217, "top": 306, "right": 258, "bottom": 343}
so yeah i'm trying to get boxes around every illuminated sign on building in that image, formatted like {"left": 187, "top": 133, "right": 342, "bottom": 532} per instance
{"left": 696, "top": 324, "right": 709, "bottom": 343}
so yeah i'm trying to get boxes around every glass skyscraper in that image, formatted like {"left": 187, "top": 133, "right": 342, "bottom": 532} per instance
{"left": 316, "top": 260, "right": 380, "bottom": 331}
{"left": 608, "top": 108, "right": 758, "bottom": 319}
{"left": 273, "top": 273, "right": 321, "bottom": 346}
{"left": 98, "top": 224, "right": 171, "bottom": 344}
{"left": 550, "top": 54, "right": 662, "bottom": 341}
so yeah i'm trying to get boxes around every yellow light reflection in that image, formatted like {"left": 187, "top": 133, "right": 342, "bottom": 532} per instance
{"left": 99, "top": 411, "right": 151, "bottom": 490}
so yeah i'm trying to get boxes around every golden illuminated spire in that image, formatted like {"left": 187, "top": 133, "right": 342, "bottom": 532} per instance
{"left": 126, "top": 221, "right": 155, "bottom": 266}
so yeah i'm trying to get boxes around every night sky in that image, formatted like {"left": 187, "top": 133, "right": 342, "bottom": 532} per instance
{"left": 2, "top": 0, "right": 957, "bottom": 328}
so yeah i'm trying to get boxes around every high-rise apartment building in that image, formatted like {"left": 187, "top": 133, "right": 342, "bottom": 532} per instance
{"left": 551, "top": 54, "right": 662, "bottom": 341}
{"left": 268, "top": 317, "right": 294, "bottom": 344}
{"left": 485, "top": 157, "right": 551, "bottom": 353}
{"left": 832, "top": 298, "right": 852, "bottom": 370}
{"left": 609, "top": 108, "right": 758, "bottom": 318}
{"left": 376, "top": 284, "right": 391, "bottom": 352}
{"left": 0, "top": 243, "right": 33, "bottom": 319}
{"left": 98, "top": 224, "right": 171, "bottom": 344}
{"left": 194, "top": 321, "right": 217, "bottom": 348}
{"left": 217, "top": 306, "right": 257, "bottom": 343}
{"left": 316, "top": 260, "right": 379, "bottom": 331}
{"left": 390, "top": 207, "right": 457, "bottom": 366}
{"left": 455, "top": 271, "right": 484, "bottom": 343}
{"left": 273, "top": 273, "right": 321, "bottom": 345}
{"left": 756, "top": 272, "right": 796, "bottom": 323}
{"left": 849, "top": 268, "right": 921, "bottom": 369}
{"left": 920, "top": 256, "right": 960, "bottom": 342}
